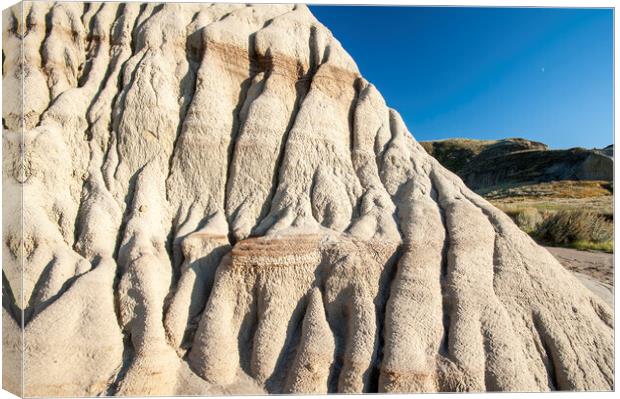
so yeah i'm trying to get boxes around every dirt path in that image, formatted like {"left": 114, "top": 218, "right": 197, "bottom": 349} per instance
{"left": 545, "top": 246, "right": 613, "bottom": 307}
{"left": 545, "top": 246, "right": 613, "bottom": 285}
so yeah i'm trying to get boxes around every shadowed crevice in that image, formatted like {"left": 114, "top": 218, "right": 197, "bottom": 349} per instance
{"left": 2, "top": 271, "right": 22, "bottom": 326}
{"left": 73, "top": 4, "right": 127, "bottom": 253}
{"left": 429, "top": 171, "right": 452, "bottom": 360}
{"left": 258, "top": 24, "right": 321, "bottom": 233}
{"left": 222, "top": 30, "right": 264, "bottom": 247}
{"left": 371, "top": 245, "right": 404, "bottom": 393}
{"left": 37, "top": 4, "right": 54, "bottom": 123}
{"left": 531, "top": 312, "right": 560, "bottom": 390}
{"left": 163, "top": 14, "right": 206, "bottom": 271}
{"left": 346, "top": 77, "right": 365, "bottom": 223}
{"left": 76, "top": 3, "right": 106, "bottom": 88}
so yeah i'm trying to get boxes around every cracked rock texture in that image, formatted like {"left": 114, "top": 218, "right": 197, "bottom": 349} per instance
{"left": 2, "top": 2, "right": 614, "bottom": 396}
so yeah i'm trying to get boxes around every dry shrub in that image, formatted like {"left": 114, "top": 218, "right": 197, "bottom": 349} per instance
{"left": 536, "top": 210, "right": 613, "bottom": 245}
{"left": 511, "top": 208, "right": 543, "bottom": 233}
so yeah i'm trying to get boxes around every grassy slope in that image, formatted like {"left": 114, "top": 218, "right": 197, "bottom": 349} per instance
{"left": 488, "top": 181, "right": 613, "bottom": 252}
{"left": 486, "top": 181, "right": 613, "bottom": 215}
{"left": 420, "top": 138, "right": 498, "bottom": 172}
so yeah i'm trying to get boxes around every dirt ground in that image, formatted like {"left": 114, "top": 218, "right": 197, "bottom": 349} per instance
{"left": 545, "top": 246, "right": 613, "bottom": 285}
{"left": 545, "top": 246, "right": 614, "bottom": 307}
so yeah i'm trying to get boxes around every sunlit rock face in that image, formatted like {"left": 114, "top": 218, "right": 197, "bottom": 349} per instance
{"left": 2, "top": 2, "right": 613, "bottom": 396}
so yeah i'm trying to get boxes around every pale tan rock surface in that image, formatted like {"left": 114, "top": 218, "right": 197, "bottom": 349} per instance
{"left": 2, "top": 2, "right": 614, "bottom": 396}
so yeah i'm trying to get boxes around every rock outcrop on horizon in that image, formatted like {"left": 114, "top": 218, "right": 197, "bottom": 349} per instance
{"left": 420, "top": 138, "right": 613, "bottom": 190}
{"left": 2, "top": 2, "right": 614, "bottom": 396}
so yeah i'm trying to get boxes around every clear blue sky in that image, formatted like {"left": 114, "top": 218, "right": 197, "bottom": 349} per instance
{"left": 309, "top": 6, "right": 613, "bottom": 149}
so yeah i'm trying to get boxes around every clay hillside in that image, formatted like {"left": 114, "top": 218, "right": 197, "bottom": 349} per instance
{"left": 2, "top": 2, "right": 614, "bottom": 397}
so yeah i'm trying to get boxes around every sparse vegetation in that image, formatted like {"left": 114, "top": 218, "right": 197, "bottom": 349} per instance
{"left": 423, "top": 140, "right": 615, "bottom": 253}
{"left": 506, "top": 207, "right": 543, "bottom": 234}
{"left": 570, "top": 240, "right": 614, "bottom": 253}
{"left": 502, "top": 207, "right": 613, "bottom": 253}
{"left": 420, "top": 138, "right": 496, "bottom": 173}
{"left": 536, "top": 210, "right": 612, "bottom": 244}
{"left": 488, "top": 180, "right": 613, "bottom": 252}
{"left": 484, "top": 180, "right": 614, "bottom": 202}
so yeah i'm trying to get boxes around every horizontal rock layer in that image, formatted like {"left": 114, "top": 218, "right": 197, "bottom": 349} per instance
{"left": 2, "top": 2, "right": 614, "bottom": 396}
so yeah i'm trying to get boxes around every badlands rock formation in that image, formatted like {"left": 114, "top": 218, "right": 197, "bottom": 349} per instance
{"left": 2, "top": 2, "right": 614, "bottom": 396}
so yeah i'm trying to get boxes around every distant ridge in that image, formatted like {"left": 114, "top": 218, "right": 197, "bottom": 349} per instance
{"left": 420, "top": 138, "right": 613, "bottom": 190}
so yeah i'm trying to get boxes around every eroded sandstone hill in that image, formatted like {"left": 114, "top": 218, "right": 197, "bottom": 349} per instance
{"left": 1, "top": 2, "right": 614, "bottom": 396}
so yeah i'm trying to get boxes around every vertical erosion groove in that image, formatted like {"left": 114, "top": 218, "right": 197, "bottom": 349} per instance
{"left": 101, "top": 7, "right": 151, "bottom": 387}
{"left": 347, "top": 77, "right": 364, "bottom": 222}
{"left": 222, "top": 22, "right": 266, "bottom": 245}
{"left": 73, "top": 4, "right": 118, "bottom": 251}
{"left": 458, "top": 187, "right": 504, "bottom": 297}
{"left": 164, "top": 12, "right": 202, "bottom": 202}
{"left": 372, "top": 245, "right": 404, "bottom": 392}
{"left": 76, "top": 3, "right": 103, "bottom": 88}
{"left": 430, "top": 172, "right": 452, "bottom": 360}
{"left": 99, "top": 5, "right": 142, "bottom": 191}
{"left": 163, "top": 13, "right": 203, "bottom": 269}
{"left": 110, "top": 53, "right": 147, "bottom": 258}
{"left": 261, "top": 25, "right": 319, "bottom": 223}
{"left": 532, "top": 312, "right": 559, "bottom": 390}
{"left": 457, "top": 185, "right": 524, "bottom": 359}
{"left": 37, "top": 5, "right": 54, "bottom": 123}
{"left": 111, "top": 11, "right": 149, "bottom": 180}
